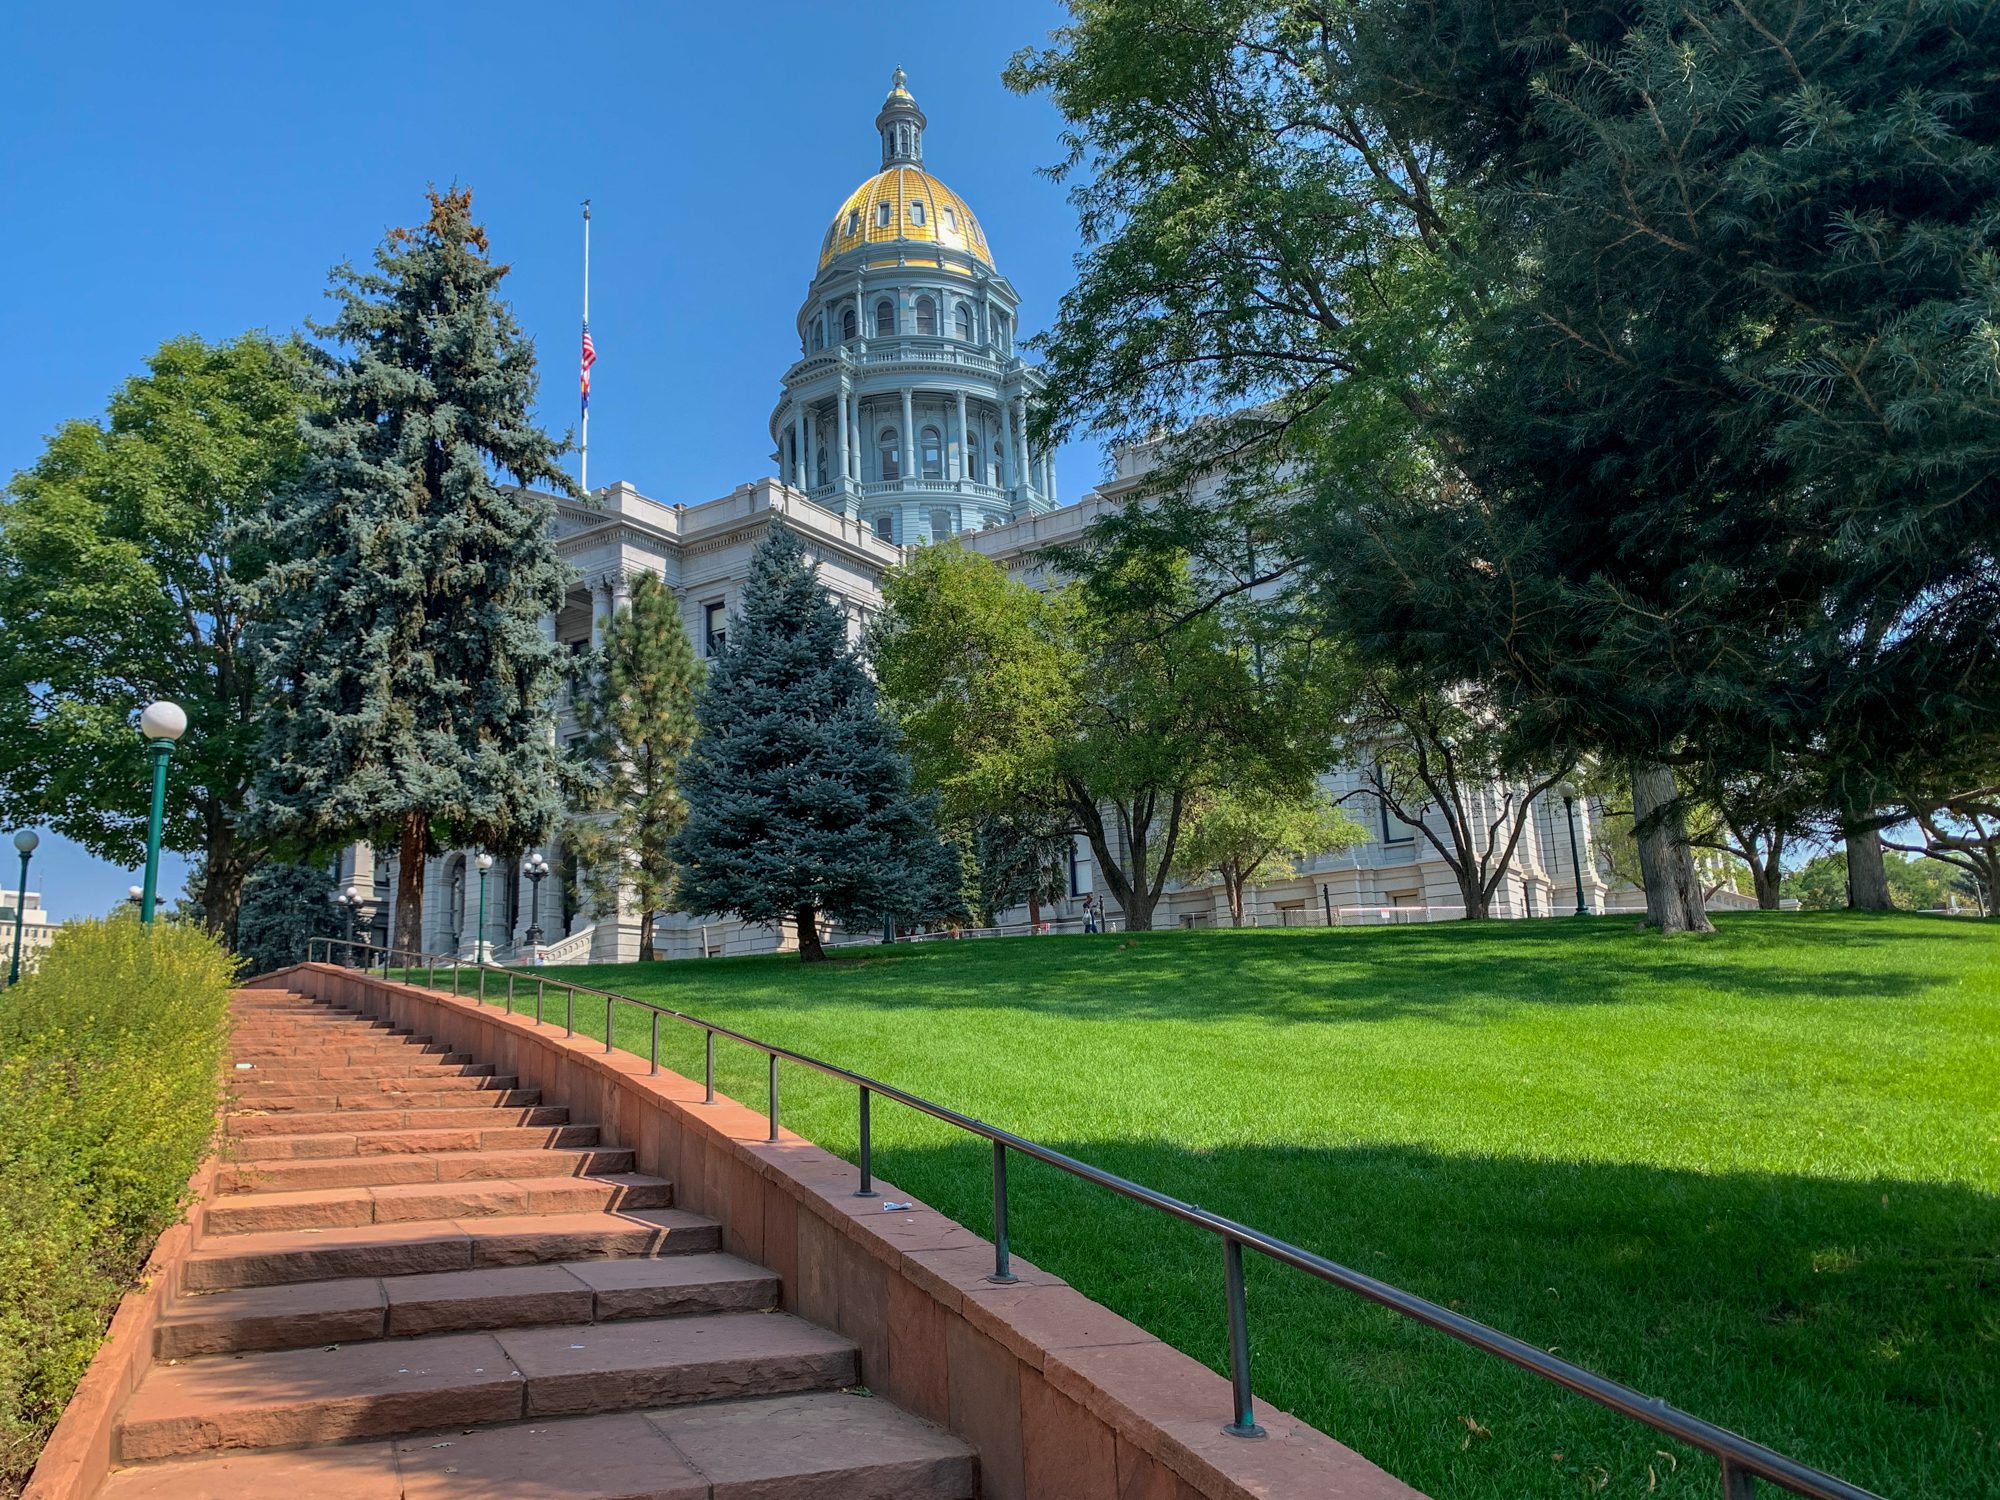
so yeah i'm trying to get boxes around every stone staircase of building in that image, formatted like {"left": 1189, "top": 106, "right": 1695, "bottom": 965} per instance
{"left": 96, "top": 989, "right": 975, "bottom": 1499}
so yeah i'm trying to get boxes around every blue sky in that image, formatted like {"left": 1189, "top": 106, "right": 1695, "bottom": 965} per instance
{"left": 1, "top": 0, "right": 1099, "bottom": 919}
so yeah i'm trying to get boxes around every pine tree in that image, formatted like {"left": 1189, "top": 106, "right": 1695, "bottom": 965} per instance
{"left": 670, "top": 526, "right": 957, "bottom": 962}
{"left": 249, "top": 188, "right": 574, "bottom": 954}
{"left": 568, "top": 573, "right": 702, "bottom": 961}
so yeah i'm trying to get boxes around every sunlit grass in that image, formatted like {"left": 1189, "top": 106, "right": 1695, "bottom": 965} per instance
{"left": 522, "top": 912, "right": 1998, "bottom": 1500}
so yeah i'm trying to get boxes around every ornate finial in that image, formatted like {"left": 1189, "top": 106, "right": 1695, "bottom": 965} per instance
{"left": 892, "top": 65, "right": 907, "bottom": 92}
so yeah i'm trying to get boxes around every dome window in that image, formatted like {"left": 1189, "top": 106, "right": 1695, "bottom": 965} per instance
{"left": 873, "top": 514, "right": 895, "bottom": 541}
{"left": 930, "top": 508, "right": 953, "bottom": 541}
{"left": 941, "top": 207, "right": 957, "bottom": 232}
{"left": 846, "top": 209, "right": 861, "bottom": 235}
{"left": 915, "top": 296, "right": 937, "bottom": 336}
{"left": 954, "top": 302, "right": 973, "bottom": 341}
{"left": 878, "top": 426, "right": 901, "bottom": 481}
{"left": 876, "top": 202, "right": 893, "bottom": 228}
{"left": 909, "top": 200, "right": 926, "bottom": 227}
{"left": 874, "top": 299, "right": 895, "bottom": 337}
{"left": 841, "top": 307, "right": 858, "bottom": 341}
{"left": 921, "top": 425, "right": 943, "bottom": 479}
{"left": 967, "top": 434, "right": 982, "bottom": 485}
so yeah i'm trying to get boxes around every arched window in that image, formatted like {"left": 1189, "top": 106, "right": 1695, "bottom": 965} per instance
{"left": 846, "top": 209, "right": 861, "bottom": 235}
{"left": 941, "top": 207, "right": 957, "bottom": 233}
{"left": 915, "top": 296, "right": 937, "bottom": 336}
{"left": 909, "top": 200, "right": 926, "bottom": 226}
{"left": 994, "top": 312, "right": 1010, "bottom": 350}
{"left": 875, "top": 299, "right": 895, "bottom": 337}
{"left": 920, "top": 425, "right": 943, "bottom": 479}
{"left": 810, "top": 316, "right": 824, "bottom": 351}
{"left": 815, "top": 444, "right": 828, "bottom": 487}
{"left": 966, "top": 433, "right": 982, "bottom": 486}
{"left": 954, "top": 302, "right": 973, "bottom": 341}
{"left": 875, "top": 202, "right": 893, "bottom": 228}
{"left": 841, "top": 307, "right": 858, "bottom": 341}
{"left": 878, "top": 427, "right": 901, "bottom": 481}
{"left": 929, "top": 508, "right": 953, "bottom": 541}
{"left": 873, "top": 514, "right": 895, "bottom": 541}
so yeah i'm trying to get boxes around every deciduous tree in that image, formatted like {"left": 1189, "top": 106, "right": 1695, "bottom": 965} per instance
{"left": 1171, "top": 786, "right": 1362, "bottom": 927}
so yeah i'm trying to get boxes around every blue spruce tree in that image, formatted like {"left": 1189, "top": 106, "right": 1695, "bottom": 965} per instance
{"left": 671, "top": 525, "right": 961, "bottom": 961}
{"left": 250, "top": 188, "right": 573, "bottom": 954}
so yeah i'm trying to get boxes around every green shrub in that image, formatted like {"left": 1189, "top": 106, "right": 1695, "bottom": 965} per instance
{"left": 0, "top": 920, "right": 235, "bottom": 1494}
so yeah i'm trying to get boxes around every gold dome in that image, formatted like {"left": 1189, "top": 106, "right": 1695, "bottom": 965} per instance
{"left": 818, "top": 166, "right": 993, "bottom": 270}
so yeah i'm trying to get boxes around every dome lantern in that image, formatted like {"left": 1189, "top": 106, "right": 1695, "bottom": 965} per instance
{"left": 876, "top": 66, "right": 926, "bottom": 169}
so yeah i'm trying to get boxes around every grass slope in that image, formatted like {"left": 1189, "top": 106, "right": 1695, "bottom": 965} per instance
{"left": 532, "top": 913, "right": 1999, "bottom": 1499}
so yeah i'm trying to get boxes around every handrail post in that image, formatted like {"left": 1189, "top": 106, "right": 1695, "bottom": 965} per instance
{"left": 605, "top": 995, "right": 613, "bottom": 1054}
{"left": 1222, "top": 1238, "right": 1266, "bottom": 1438}
{"left": 565, "top": 987, "right": 574, "bottom": 1038}
{"left": 704, "top": 1031, "right": 715, "bottom": 1104}
{"left": 767, "top": 1054, "right": 779, "bottom": 1142}
{"left": 1719, "top": 1461, "right": 1757, "bottom": 1498}
{"left": 452, "top": 963, "right": 461, "bottom": 997}
{"left": 478, "top": 966, "right": 486, "bottom": 1005}
{"left": 855, "top": 1086, "right": 877, "bottom": 1197}
{"left": 428, "top": 959, "right": 436, "bottom": 991}
{"left": 988, "top": 1141, "right": 1017, "bottom": 1284}
{"left": 649, "top": 1010, "right": 659, "bottom": 1075}
{"left": 506, "top": 972, "right": 515, "bottom": 1014}
{"left": 535, "top": 977, "right": 544, "bottom": 1025}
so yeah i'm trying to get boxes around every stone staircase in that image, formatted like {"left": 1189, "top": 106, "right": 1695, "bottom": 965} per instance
{"left": 98, "top": 989, "right": 976, "bottom": 1498}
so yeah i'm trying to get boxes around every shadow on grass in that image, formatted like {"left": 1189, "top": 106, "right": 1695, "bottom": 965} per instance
{"left": 839, "top": 1132, "right": 1998, "bottom": 1500}
{"left": 562, "top": 912, "right": 1987, "bottom": 1028}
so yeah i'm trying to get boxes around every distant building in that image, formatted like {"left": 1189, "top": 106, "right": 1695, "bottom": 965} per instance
{"left": 335, "top": 72, "right": 1625, "bottom": 960}
{"left": 2, "top": 888, "right": 61, "bottom": 974}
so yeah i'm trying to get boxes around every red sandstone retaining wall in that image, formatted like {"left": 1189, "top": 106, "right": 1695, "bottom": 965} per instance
{"left": 260, "top": 963, "right": 1422, "bottom": 1500}
{"left": 21, "top": 1156, "right": 219, "bottom": 1500}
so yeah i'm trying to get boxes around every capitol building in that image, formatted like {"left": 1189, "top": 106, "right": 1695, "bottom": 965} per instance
{"left": 337, "top": 72, "right": 1619, "bottom": 962}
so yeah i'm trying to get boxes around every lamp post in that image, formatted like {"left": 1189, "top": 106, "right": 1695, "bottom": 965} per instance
{"left": 127, "top": 885, "right": 143, "bottom": 910}
{"left": 523, "top": 853, "right": 550, "bottom": 947}
{"left": 137, "top": 701, "right": 186, "bottom": 924}
{"left": 337, "top": 891, "right": 361, "bottom": 964}
{"left": 474, "top": 853, "right": 493, "bottom": 963}
{"left": 8, "top": 830, "right": 38, "bottom": 985}
{"left": 1559, "top": 783, "right": 1589, "bottom": 917}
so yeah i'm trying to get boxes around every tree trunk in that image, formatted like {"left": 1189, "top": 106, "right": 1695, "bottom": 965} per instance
{"left": 1226, "top": 869, "right": 1245, "bottom": 927}
{"left": 795, "top": 904, "right": 827, "bottom": 963}
{"left": 1027, "top": 890, "right": 1042, "bottom": 928}
{"left": 200, "top": 819, "right": 251, "bottom": 945}
{"left": 1842, "top": 816, "right": 1891, "bottom": 911}
{"left": 394, "top": 810, "right": 427, "bottom": 954}
{"left": 638, "top": 908, "right": 656, "bottom": 962}
{"left": 1750, "top": 861, "right": 1783, "bottom": 910}
{"left": 1457, "top": 867, "right": 1489, "bottom": 919}
{"left": 1630, "top": 761, "right": 1715, "bottom": 934}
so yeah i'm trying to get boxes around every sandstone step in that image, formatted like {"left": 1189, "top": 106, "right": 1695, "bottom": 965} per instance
{"left": 182, "top": 1209, "right": 720, "bottom": 1289}
{"left": 115, "top": 1312, "right": 858, "bottom": 1460}
{"left": 225, "top": 1058, "right": 491, "bottom": 1082}
{"left": 203, "top": 1173, "right": 674, "bottom": 1235}
{"left": 232, "top": 1072, "right": 519, "bottom": 1100}
{"left": 156, "top": 1253, "right": 779, "bottom": 1358}
{"left": 219, "top": 1144, "right": 634, "bottom": 1193}
{"left": 98, "top": 1395, "right": 976, "bottom": 1499}
{"left": 230, "top": 1122, "right": 598, "bottom": 1160}
{"left": 228, "top": 1104, "right": 570, "bottom": 1137}
{"left": 229, "top": 1086, "right": 543, "bottom": 1115}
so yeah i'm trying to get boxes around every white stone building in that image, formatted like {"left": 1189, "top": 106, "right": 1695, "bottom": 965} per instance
{"left": 2, "top": 888, "right": 61, "bottom": 975}
{"left": 337, "top": 73, "right": 1619, "bottom": 961}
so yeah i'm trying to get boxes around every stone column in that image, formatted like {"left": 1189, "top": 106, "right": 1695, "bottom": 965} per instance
{"left": 795, "top": 403, "right": 809, "bottom": 488}
{"left": 1000, "top": 396, "right": 1018, "bottom": 491}
{"left": 1016, "top": 397, "right": 1033, "bottom": 502}
{"left": 954, "top": 389, "right": 968, "bottom": 483}
{"left": 836, "top": 377, "right": 851, "bottom": 488}
{"left": 900, "top": 388, "right": 916, "bottom": 480}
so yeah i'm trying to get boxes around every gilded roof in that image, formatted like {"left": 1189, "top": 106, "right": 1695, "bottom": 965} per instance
{"left": 818, "top": 167, "right": 993, "bottom": 270}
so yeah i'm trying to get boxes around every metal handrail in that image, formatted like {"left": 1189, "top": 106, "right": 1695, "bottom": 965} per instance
{"left": 303, "top": 936, "right": 1881, "bottom": 1499}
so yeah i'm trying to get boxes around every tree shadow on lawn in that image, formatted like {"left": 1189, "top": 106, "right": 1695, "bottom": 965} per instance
{"left": 860, "top": 1133, "right": 1999, "bottom": 1500}
{"left": 586, "top": 913, "right": 1980, "bottom": 1028}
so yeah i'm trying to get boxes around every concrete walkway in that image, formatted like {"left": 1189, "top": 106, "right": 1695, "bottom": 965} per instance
{"left": 97, "top": 988, "right": 975, "bottom": 1498}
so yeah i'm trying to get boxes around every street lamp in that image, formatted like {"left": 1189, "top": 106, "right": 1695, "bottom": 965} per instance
{"left": 127, "top": 885, "right": 143, "bottom": 908}
{"left": 523, "top": 853, "right": 550, "bottom": 947}
{"left": 137, "top": 700, "right": 186, "bottom": 924}
{"left": 474, "top": 853, "right": 493, "bottom": 963}
{"left": 8, "top": 830, "right": 38, "bottom": 985}
{"left": 1559, "top": 782, "right": 1589, "bottom": 917}
{"left": 336, "top": 890, "right": 362, "bottom": 964}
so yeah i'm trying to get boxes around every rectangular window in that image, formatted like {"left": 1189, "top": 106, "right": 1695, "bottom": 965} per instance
{"left": 704, "top": 601, "right": 727, "bottom": 656}
{"left": 1068, "top": 836, "right": 1094, "bottom": 897}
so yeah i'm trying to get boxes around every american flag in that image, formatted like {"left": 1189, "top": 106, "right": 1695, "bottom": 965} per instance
{"left": 580, "top": 322, "right": 598, "bottom": 410}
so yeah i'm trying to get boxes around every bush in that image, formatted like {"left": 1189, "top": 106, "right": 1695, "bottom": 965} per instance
{"left": 0, "top": 920, "right": 235, "bottom": 1493}
{"left": 232, "top": 861, "right": 338, "bottom": 974}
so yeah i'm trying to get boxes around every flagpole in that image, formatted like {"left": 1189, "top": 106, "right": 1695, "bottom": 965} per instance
{"left": 580, "top": 199, "right": 592, "bottom": 494}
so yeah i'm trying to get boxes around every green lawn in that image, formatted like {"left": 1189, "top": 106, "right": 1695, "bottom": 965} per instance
{"left": 524, "top": 913, "right": 1999, "bottom": 1499}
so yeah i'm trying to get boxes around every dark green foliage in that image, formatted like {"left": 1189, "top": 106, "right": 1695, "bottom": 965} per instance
{"left": 0, "top": 334, "right": 312, "bottom": 940}
{"left": 569, "top": 574, "right": 703, "bottom": 961}
{"left": 232, "top": 861, "right": 340, "bottom": 974}
{"left": 0, "top": 920, "right": 235, "bottom": 1490}
{"left": 973, "top": 811, "right": 1072, "bottom": 926}
{"left": 249, "top": 189, "right": 575, "bottom": 951}
{"left": 670, "top": 527, "right": 961, "bottom": 960}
